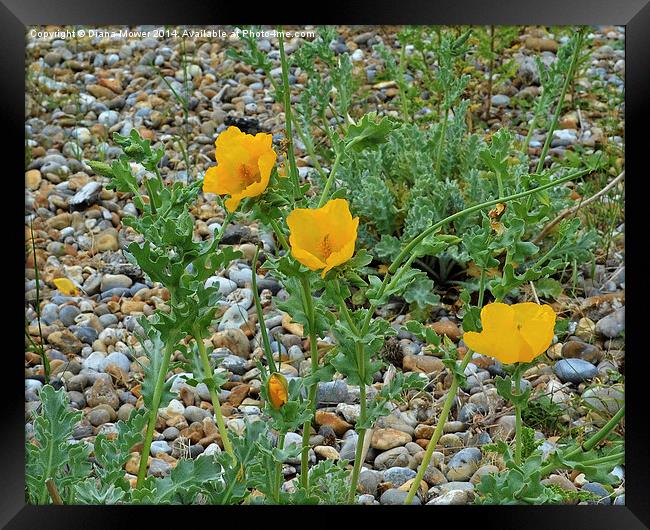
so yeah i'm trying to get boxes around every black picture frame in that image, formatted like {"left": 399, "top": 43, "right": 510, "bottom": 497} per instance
{"left": 7, "top": 1, "right": 648, "bottom": 527}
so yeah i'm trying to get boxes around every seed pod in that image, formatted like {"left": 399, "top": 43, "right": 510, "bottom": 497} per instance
{"left": 267, "top": 372, "right": 289, "bottom": 410}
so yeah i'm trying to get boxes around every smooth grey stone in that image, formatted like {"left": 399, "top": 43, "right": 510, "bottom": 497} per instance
{"left": 380, "top": 488, "right": 420, "bottom": 505}
{"left": 101, "top": 352, "right": 131, "bottom": 373}
{"left": 59, "top": 305, "right": 80, "bottom": 327}
{"left": 383, "top": 466, "right": 417, "bottom": 487}
{"left": 554, "top": 359, "right": 598, "bottom": 383}
{"left": 582, "top": 482, "right": 612, "bottom": 505}
{"left": 316, "top": 380, "right": 349, "bottom": 406}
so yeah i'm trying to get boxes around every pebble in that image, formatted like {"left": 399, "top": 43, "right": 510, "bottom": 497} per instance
{"left": 212, "top": 329, "right": 250, "bottom": 358}
{"left": 205, "top": 276, "right": 238, "bottom": 296}
{"left": 426, "top": 489, "right": 469, "bottom": 505}
{"left": 87, "top": 404, "right": 116, "bottom": 426}
{"left": 149, "top": 458, "right": 172, "bottom": 477}
{"left": 595, "top": 308, "right": 625, "bottom": 338}
{"left": 491, "top": 94, "right": 510, "bottom": 106}
{"left": 59, "top": 305, "right": 80, "bottom": 327}
{"left": 101, "top": 274, "right": 133, "bottom": 292}
{"left": 374, "top": 446, "right": 411, "bottom": 470}
{"left": 218, "top": 305, "right": 249, "bottom": 331}
{"left": 150, "top": 441, "right": 172, "bottom": 456}
{"left": 316, "top": 380, "right": 349, "bottom": 406}
{"left": 82, "top": 351, "right": 106, "bottom": 372}
{"left": 383, "top": 467, "right": 417, "bottom": 487}
{"left": 446, "top": 447, "right": 482, "bottom": 481}
{"left": 581, "top": 482, "right": 612, "bottom": 505}
{"left": 380, "top": 489, "right": 420, "bottom": 505}
{"left": 554, "top": 359, "right": 598, "bottom": 383}
{"left": 184, "top": 406, "right": 211, "bottom": 423}
{"left": 101, "top": 351, "right": 131, "bottom": 373}
{"left": 582, "top": 385, "right": 624, "bottom": 414}
{"left": 218, "top": 354, "right": 247, "bottom": 375}
{"left": 371, "top": 428, "right": 412, "bottom": 450}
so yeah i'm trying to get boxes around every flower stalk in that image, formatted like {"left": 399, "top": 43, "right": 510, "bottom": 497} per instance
{"left": 193, "top": 326, "right": 235, "bottom": 459}
{"left": 513, "top": 364, "right": 524, "bottom": 465}
{"left": 136, "top": 338, "right": 177, "bottom": 488}
{"left": 298, "top": 273, "right": 319, "bottom": 492}
{"left": 277, "top": 27, "right": 300, "bottom": 192}
{"left": 404, "top": 350, "right": 474, "bottom": 504}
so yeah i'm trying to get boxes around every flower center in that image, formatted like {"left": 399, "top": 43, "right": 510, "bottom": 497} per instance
{"left": 237, "top": 163, "right": 260, "bottom": 189}
{"left": 318, "top": 234, "right": 334, "bottom": 259}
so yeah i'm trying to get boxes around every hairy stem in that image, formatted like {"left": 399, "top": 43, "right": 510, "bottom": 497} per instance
{"left": 136, "top": 341, "right": 176, "bottom": 488}
{"left": 251, "top": 245, "right": 277, "bottom": 373}
{"left": 193, "top": 326, "right": 235, "bottom": 459}
{"left": 298, "top": 274, "right": 319, "bottom": 492}
{"left": 405, "top": 351, "right": 474, "bottom": 504}
{"left": 277, "top": 27, "right": 300, "bottom": 193}
{"left": 535, "top": 30, "right": 584, "bottom": 174}
{"left": 514, "top": 365, "right": 523, "bottom": 465}
{"left": 275, "top": 431, "right": 286, "bottom": 503}
{"left": 317, "top": 149, "right": 343, "bottom": 208}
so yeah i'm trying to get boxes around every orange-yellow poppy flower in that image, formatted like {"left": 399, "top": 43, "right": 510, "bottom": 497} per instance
{"left": 463, "top": 302, "right": 556, "bottom": 364}
{"left": 267, "top": 372, "right": 289, "bottom": 410}
{"left": 286, "top": 198, "right": 359, "bottom": 278}
{"left": 203, "top": 126, "right": 277, "bottom": 212}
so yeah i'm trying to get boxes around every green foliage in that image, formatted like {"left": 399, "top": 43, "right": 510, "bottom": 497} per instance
{"left": 307, "top": 460, "right": 351, "bottom": 504}
{"left": 475, "top": 441, "right": 565, "bottom": 505}
{"left": 523, "top": 394, "right": 564, "bottom": 435}
{"left": 26, "top": 386, "right": 91, "bottom": 504}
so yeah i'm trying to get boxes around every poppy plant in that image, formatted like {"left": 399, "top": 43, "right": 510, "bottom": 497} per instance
{"left": 286, "top": 198, "right": 359, "bottom": 278}
{"left": 203, "top": 126, "right": 277, "bottom": 212}
{"left": 463, "top": 302, "right": 556, "bottom": 364}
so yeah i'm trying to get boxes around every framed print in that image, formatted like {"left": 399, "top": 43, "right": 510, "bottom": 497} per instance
{"left": 6, "top": 0, "right": 649, "bottom": 526}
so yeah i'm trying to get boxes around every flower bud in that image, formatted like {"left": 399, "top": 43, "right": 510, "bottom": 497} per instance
{"left": 267, "top": 372, "right": 289, "bottom": 410}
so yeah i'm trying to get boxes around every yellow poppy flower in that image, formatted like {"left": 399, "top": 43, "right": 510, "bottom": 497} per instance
{"left": 52, "top": 278, "right": 79, "bottom": 296}
{"left": 267, "top": 372, "right": 289, "bottom": 410}
{"left": 286, "top": 198, "right": 359, "bottom": 278}
{"left": 463, "top": 302, "right": 556, "bottom": 364}
{"left": 202, "top": 126, "right": 277, "bottom": 212}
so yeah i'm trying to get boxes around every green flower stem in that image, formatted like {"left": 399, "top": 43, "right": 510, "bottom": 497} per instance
{"left": 434, "top": 103, "right": 448, "bottom": 178}
{"left": 523, "top": 95, "right": 544, "bottom": 152}
{"left": 298, "top": 273, "right": 319, "bottom": 492}
{"left": 143, "top": 177, "right": 157, "bottom": 214}
{"left": 398, "top": 42, "right": 410, "bottom": 123}
{"left": 136, "top": 340, "right": 176, "bottom": 488}
{"left": 268, "top": 217, "right": 289, "bottom": 252}
{"left": 477, "top": 266, "right": 487, "bottom": 307}
{"left": 293, "top": 119, "right": 329, "bottom": 183}
{"left": 513, "top": 365, "right": 524, "bottom": 466}
{"left": 347, "top": 371, "right": 367, "bottom": 504}
{"left": 578, "top": 452, "right": 624, "bottom": 468}
{"left": 251, "top": 246, "right": 277, "bottom": 373}
{"left": 331, "top": 281, "right": 367, "bottom": 503}
{"left": 539, "top": 405, "right": 625, "bottom": 477}
{"left": 535, "top": 29, "right": 584, "bottom": 175}
{"left": 275, "top": 431, "right": 286, "bottom": 503}
{"left": 317, "top": 149, "right": 344, "bottom": 208}
{"left": 404, "top": 350, "right": 474, "bottom": 504}
{"left": 277, "top": 28, "right": 300, "bottom": 192}
{"left": 193, "top": 326, "right": 235, "bottom": 459}
{"left": 579, "top": 404, "right": 625, "bottom": 453}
